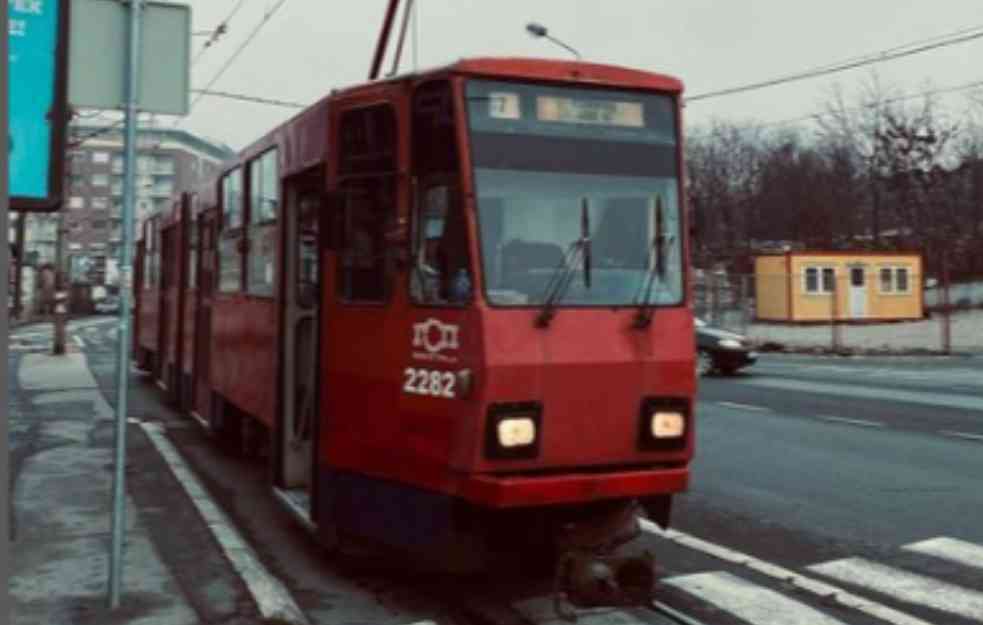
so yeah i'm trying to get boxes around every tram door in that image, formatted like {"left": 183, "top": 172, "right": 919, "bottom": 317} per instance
{"left": 158, "top": 227, "right": 173, "bottom": 389}
{"left": 192, "top": 211, "right": 217, "bottom": 422}
{"left": 275, "top": 177, "right": 322, "bottom": 517}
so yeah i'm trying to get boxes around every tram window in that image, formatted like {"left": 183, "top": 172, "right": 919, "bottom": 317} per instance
{"left": 220, "top": 168, "right": 244, "bottom": 293}
{"left": 411, "top": 184, "right": 471, "bottom": 304}
{"left": 336, "top": 104, "right": 398, "bottom": 304}
{"left": 249, "top": 150, "right": 279, "bottom": 225}
{"left": 222, "top": 168, "right": 244, "bottom": 230}
{"left": 297, "top": 193, "right": 320, "bottom": 308}
{"left": 188, "top": 217, "right": 198, "bottom": 290}
{"left": 336, "top": 179, "right": 394, "bottom": 303}
{"left": 247, "top": 150, "right": 279, "bottom": 296}
{"left": 410, "top": 81, "right": 470, "bottom": 305}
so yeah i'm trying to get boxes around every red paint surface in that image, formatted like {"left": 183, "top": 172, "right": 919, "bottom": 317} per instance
{"left": 209, "top": 295, "right": 278, "bottom": 427}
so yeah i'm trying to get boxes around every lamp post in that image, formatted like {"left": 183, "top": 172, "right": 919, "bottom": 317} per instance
{"left": 525, "top": 22, "right": 582, "bottom": 60}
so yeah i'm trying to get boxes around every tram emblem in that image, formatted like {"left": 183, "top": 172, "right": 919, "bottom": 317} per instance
{"left": 412, "top": 318, "right": 460, "bottom": 355}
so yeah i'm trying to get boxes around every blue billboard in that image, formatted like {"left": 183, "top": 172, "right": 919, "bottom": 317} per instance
{"left": 8, "top": 0, "right": 68, "bottom": 210}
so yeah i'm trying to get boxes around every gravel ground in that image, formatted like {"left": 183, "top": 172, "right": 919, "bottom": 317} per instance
{"left": 743, "top": 309, "right": 983, "bottom": 354}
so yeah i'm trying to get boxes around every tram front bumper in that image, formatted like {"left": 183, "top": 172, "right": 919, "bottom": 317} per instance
{"left": 460, "top": 466, "right": 688, "bottom": 508}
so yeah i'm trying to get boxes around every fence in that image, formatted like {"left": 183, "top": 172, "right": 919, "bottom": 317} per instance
{"left": 694, "top": 272, "right": 983, "bottom": 354}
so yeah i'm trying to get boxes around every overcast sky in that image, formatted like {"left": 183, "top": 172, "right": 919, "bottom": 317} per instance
{"left": 170, "top": 0, "right": 983, "bottom": 151}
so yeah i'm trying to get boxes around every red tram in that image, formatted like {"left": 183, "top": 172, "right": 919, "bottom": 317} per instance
{"left": 135, "top": 56, "right": 695, "bottom": 608}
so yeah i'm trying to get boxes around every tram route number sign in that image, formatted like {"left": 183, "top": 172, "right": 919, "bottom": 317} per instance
{"left": 8, "top": 0, "right": 70, "bottom": 212}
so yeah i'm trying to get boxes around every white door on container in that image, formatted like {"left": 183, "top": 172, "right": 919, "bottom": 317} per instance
{"left": 849, "top": 266, "right": 866, "bottom": 318}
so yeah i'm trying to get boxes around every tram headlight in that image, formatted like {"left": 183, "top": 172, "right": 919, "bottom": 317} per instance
{"left": 650, "top": 411, "right": 685, "bottom": 438}
{"left": 497, "top": 417, "right": 536, "bottom": 447}
{"left": 485, "top": 402, "right": 542, "bottom": 460}
{"left": 638, "top": 398, "right": 690, "bottom": 450}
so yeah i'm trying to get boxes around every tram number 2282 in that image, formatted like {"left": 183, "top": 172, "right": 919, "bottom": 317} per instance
{"left": 403, "top": 367, "right": 456, "bottom": 398}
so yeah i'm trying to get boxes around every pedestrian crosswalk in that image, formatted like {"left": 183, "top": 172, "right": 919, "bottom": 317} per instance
{"left": 503, "top": 532, "right": 983, "bottom": 624}
{"left": 646, "top": 529, "right": 983, "bottom": 625}
{"left": 808, "top": 556, "right": 983, "bottom": 622}
{"left": 8, "top": 319, "right": 118, "bottom": 353}
{"left": 664, "top": 571, "right": 850, "bottom": 625}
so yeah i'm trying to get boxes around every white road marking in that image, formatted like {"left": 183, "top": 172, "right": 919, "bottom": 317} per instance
{"left": 744, "top": 377, "right": 983, "bottom": 411}
{"left": 817, "top": 415, "right": 886, "bottom": 428}
{"left": 513, "top": 596, "right": 647, "bottom": 624}
{"left": 808, "top": 557, "right": 983, "bottom": 621}
{"left": 641, "top": 520, "right": 932, "bottom": 625}
{"left": 940, "top": 430, "right": 983, "bottom": 442}
{"left": 664, "top": 571, "right": 848, "bottom": 625}
{"left": 904, "top": 536, "right": 983, "bottom": 571}
{"left": 140, "top": 422, "right": 310, "bottom": 625}
{"left": 716, "top": 401, "right": 772, "bottom": 413}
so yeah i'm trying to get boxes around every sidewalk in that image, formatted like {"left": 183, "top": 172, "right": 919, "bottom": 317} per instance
{"left": 6, "top": 349, "right": 266, "bottom": 625}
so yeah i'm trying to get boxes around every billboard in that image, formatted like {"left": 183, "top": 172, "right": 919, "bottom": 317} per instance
{"left": 8, "top": 0, "right": 69, "bottom": 212}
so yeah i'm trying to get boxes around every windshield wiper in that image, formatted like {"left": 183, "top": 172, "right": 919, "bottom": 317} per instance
{"left": 535, "top": 198, "right": 591, "bottom": 328}
{"left": 633, "top": 195, "right": 674, "bottom": 328}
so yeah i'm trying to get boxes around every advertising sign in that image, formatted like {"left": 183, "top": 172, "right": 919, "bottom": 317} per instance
{"left": 8, "top": 0, "right": 69, "bottom": 211}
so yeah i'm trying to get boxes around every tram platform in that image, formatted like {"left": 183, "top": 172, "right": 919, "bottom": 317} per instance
{"left": 6, "top": 348, "right": 274, "bottom": 625}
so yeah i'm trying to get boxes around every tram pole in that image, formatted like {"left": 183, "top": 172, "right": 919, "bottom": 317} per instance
{"left": 108, "top": 0, "right": 143, "bottom": 609}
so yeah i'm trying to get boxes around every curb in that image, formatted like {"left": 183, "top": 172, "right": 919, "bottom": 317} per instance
{"left": 138, "top": 421, "right": 311, "bottom": 625}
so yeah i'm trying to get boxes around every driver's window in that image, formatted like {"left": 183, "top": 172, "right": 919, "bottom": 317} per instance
{"left": 412, "top": 184, "right": 471, "bottom": 304}
{"left": 410, "top": 79, "right": 471, "bottom": 306}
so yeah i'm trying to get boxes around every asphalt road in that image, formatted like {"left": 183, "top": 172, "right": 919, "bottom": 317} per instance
{"left": 647, "top": 353, "right": 983, "bottom": 625}
{"left": 12, "top": 318, "right": 983, "bottom": 625}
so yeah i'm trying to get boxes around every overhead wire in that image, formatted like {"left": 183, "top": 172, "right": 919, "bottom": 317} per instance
{"left": 181, "top": 0, "right": 291, "bottom": 123}
{"left": 191, "top": 0, "right": 251, "bottom": 67}
{"left": 189, "top": 88, "right": 305, "bottom": 109}
{"left": 687, "top": 24, "right": 983, "bottom": 102}
{"left": 754, "top": 79, "right": 983, "bottom": 129}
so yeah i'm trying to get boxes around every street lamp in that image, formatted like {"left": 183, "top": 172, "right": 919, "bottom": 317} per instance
{"left": 525, "top": 22, "right": 582, "bottom": 60}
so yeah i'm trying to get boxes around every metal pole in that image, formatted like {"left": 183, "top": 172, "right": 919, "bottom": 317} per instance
{"left": 831, "top": 272, "right": 841, "bottom": 353}
{"left": 52, "top": 212, "right": 66, "bottom": 354}
{"left": 14, "top": 211, "right": 25, "bottom": 319}
{"left": 108, "top": 0, "right": 142, "bottom": 608}
{"left": 941, "top": 252, "right": 951, "bottom": 355}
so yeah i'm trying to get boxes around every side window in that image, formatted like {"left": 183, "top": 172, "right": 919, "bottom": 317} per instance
{"left": 804, "top": 267, "right": 819, "bottom": 294}
{"left": 223, "top": 169, "right": 243, "bottom": 229}
{"left": 895, "top": 267, "right": 910, "bottom": 293}
{"left": 219, "top": 168, "right": 243, "bottom": 293}
{"left": 337, "top": 178, "right": 395, "bottom": 302}
{"left": 880, "top": 267, "right": 893, "bottom": 293}
{"left": 188, "top": 200, "right": 198, "bottom": 290}
{"left": 247, "top": 150, "right": 279, "bottom": 296}
{"left": 409, "top": 80, "right": 470, "bottom": 305}
{"left": 335, "top": 105, "right": 398, "bottom": 304}
{"left": 297, "top": 192, "right": 320, "bottom": 306}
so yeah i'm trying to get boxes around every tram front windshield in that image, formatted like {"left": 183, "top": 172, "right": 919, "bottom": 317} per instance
{"left": 466, "top": 79, "right": 683, "bottom": 308}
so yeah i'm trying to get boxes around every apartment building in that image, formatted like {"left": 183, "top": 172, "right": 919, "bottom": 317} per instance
{"left": 62, "top": 123, "right": 233, "bottom": 284}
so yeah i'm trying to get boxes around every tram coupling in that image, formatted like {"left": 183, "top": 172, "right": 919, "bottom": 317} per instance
{"left": 552, "top": 500, "right": 656, "bottom": 621}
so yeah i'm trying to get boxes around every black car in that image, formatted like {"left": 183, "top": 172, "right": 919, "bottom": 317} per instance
{"left": 695, "top": 318, "right": 757, "bottom": 376}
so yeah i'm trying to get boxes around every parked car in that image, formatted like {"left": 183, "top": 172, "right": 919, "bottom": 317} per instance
{"left": 695, "top": 318, "right": 757, "bottom": 376}
{"left": 94, "top": 295, "right": 120, "bottom": 314}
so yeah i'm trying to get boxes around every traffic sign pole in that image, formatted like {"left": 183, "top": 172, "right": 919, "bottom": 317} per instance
{"left": 108, "top": 0, "right": 142, "bottom": 609}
